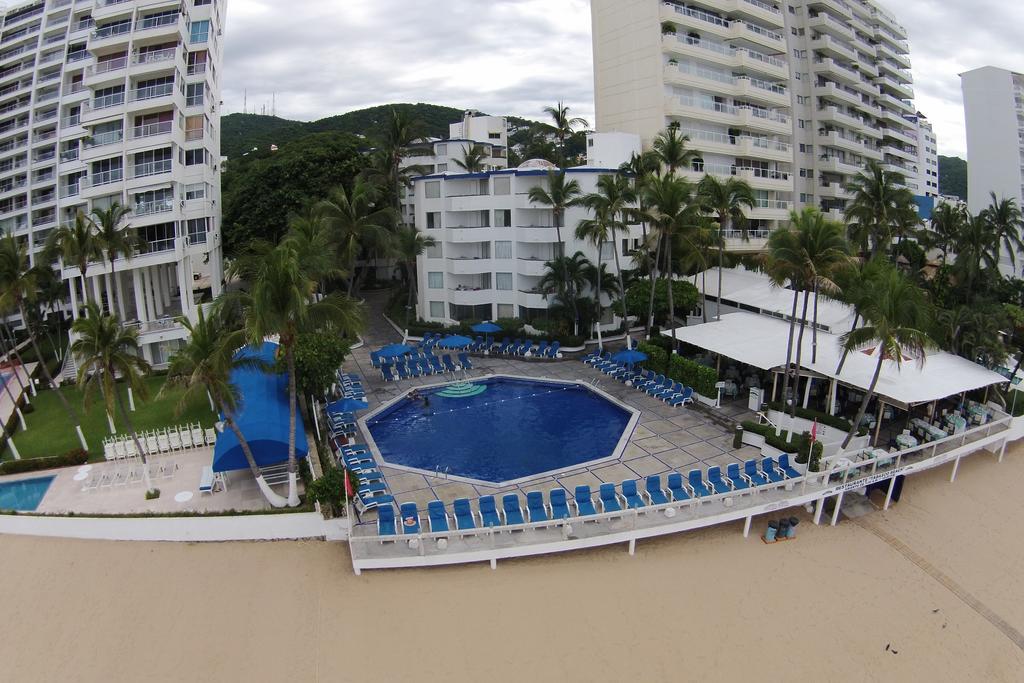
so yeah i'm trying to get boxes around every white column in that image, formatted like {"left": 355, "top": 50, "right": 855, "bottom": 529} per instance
{"left": 148, "top": 267, "right": 164, "bottom": 316}
{"left": 210, "top": 243, "right": 223, "bottom": 297}
{"left": 802, "top": 376, "right": 813, "bottom": 409}
{"left": 91, "top": 276, "right": 102, "bottom": 312}
{"left": 159, "top": 265, "right": 171, "bottom": 308}
{"left": 132, "top": 269, "right": 147, "bottom": 323}
{"left": 143, "top": 268, "right": 158, "bottom": 320}
{"left": 115, "top": 271, "right": 126, "bottom": 320}
{"left": 69, "top": 275, "right": 79, "bottom": 321}
{"left": 104, "top": 272, "right": 114, "bottom": 315}
{"left": 828, "top": 378, "right": 838, "bottom": 416}
{"left": 139, "top": 340, "right": 153, "bottom": 365}
{"left": 177, "top": 258, "right": 193, "bottom": 321}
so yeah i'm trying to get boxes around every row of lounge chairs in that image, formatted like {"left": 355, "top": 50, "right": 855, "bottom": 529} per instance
{"left": 376, "top": 455, "right": 804, "bottom": 537}
{"left": 379, "top": 352, "right": 473, "bottom": 382}
{"left": 335, "top": 371, "right": 364, "bottom": 400}
{"left": 81, "top": 453, "right": 179, "bottom": 492}
{"left": 102, "top": 423, "right": 214, "bottom": 460}
{"left": 413, "top": 334, "right": 563, "bottom": 359}
{"left": 334, "top": 442, "right": 394, "bottom": 512}
{"left": 583, "top": 351, "right": 694, "bottom": 407}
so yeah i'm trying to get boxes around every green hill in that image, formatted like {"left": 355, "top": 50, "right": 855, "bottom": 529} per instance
{"left": 938, "top": 155, "right": 967, "bottom": 200}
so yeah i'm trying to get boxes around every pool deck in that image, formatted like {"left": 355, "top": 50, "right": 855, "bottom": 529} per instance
{"left": 342, "top": 341, "right": 761, "bottom": 521}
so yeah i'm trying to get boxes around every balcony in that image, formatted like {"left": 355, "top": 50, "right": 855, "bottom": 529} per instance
{"left": 83, "top": 167, "right": 123, "bottom": 188}
{"left": 810, "top": 34, "right": 855, "bottom": 61}
{"left": 128, "top": 82, "right": 174, "bottom": 103}
{"left": 808, "top": 12, "right": 854, "bottom": 41}
{"left": 731, "top": 20, "right": 785, "bottom": 50}
{"left": 130, "top": 159, "right": 172, "bottom": 179}
{"left": 736, "top": 166, "right": 792, "bottom": 191}
{"left": 135, "top": 14, "right": 181, "bottom": 33}
{"left": 59, "top": 183, "right": 80, "bottom": 198}
{"left": 807, "top": 0, "right": 853, "bottom": 19}
{"left": 131, "top": 47, "right": 178, "bottom": 73}
{"left": 134, "top": 196, "right": 174, "bottom": 217}
{"left": 84, "top": 92, "right": 125, "bottom": 112}
{"left": 91, "top": 22, "right": 132, "bottom": 42}
{"left": 447, "top": 257, "right": 495, "bottom": 275}
{"left": 516, "top": 257, "right": 548, "bottom": 277}
{"left": 85, "top": 55, "right": 128, "bottom": 78}
{"left": 83, "top": 129, "right": 123, "bottom": 149}
{"left": 812, "top": 57, "right": 859, "bottom": 86}
{"left": 130, "top": 120, "right": 173, "bottom": 140}
{"left": 448, "top": 287, "right": 494, "bottom": 306}
{"left": 818, "top": 155, "right": 862, "bottom": 176}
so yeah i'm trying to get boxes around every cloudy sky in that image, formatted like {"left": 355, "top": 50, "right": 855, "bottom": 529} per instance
{"left": 222, "top": 0, "right": 1024, "bottom": 160}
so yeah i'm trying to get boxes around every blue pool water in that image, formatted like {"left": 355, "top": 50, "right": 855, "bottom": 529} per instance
{"left": 367, "top": 378, "right": 632, "bottom": 483}
{"left": 0, "top": 475, "right": 54, "bottom": 511}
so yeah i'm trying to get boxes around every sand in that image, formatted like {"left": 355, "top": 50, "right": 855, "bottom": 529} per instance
{"left": 2, "top": 447, "right": 1023, "bottom": 682}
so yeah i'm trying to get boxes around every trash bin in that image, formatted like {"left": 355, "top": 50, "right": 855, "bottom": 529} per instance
{"left": 778, "top": 518, "right": 790, "bottom": 539}
{"left": 788, "top": 516, "right": 800, "bottom": 538}
{"left": 765, "top": 520, "right": 778, "bottom": 542}
{"left": 733, "top": 425, "right": 744, "bottom": 449}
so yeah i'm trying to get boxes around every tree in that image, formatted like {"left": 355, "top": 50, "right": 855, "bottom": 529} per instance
{"left": 294, "top": 330, "right": 351, "bottom": 398}
{"left": 538, "top": 252, "right": 591, "bottom": 335}
{"left": 44, "top": 211, "right": 101, "bottom": 314}
{"left": 651, "top": 125, "right": 699, "bottom": 176}
{"left": 925, "top": 202, "right": 967, "bottom": 263}
{"left": 843, "top": 160, "right": 917, "bottom": 259}
{"left": 72, "top": 303, "right": 155, "bottom": 494}
{"left": 980, "top": 192, "right": 1024, "bottom": 274}
{"left": 284, "top": 204, "right": 345, "bottom": 292}
{"left": 542, "top": 101, "right": 589, "bottom": 166}
{"left": 698, "top": 175, "right": 754, "bottom": 321}
{"left": 834, "top": 257, "right": 888, "bottom": 375}
{"left": 377, "top": 106, "right": 425, "bottom": 213}
{"left": 839, "top": 266, "right": 936, "bottom": 448}
{"left": 319, "top": 178, "right": 394, "bottom": 296}
{"left": 90, "top": 201, "right": 135, "bottom": 318}
{"left": 578, "top": 174, "right": 636, "bottom": 331}
{"left": 953, "top": 213, "right": 998, "bottom": 301}
{"left": 392, "top": 225, "right": 436, "bottom": 324}
{"left": 0, "top": 234, "right": 89, "bottom": 451}
{"left": 624, "top": 279, "right": 700, "bottom": 325}
{"left": 619, "top": 153, "right": 661, "bottom": 334}
{"left": 452, "top": 143, "right": 489, "bottom": 173}
{"left": 163, "top": 308, "right": 287, "bottom": 507}
{"left": 527, "top": 170, "right": 583, "bottom": 257}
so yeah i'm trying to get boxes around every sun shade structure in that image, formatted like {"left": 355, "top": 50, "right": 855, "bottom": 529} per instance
{"left": 471, "top": 321, "right": 502, "bottom": 333}
{"left": 612, "top": 348, "right": 648, "bottom": 365}
{"left": 377, "top": 343, "right": 413, "bottom": 358}
{"left": 435, "top": 335, "right": 474, "bottom": 349}
{"left": 212, "top": 342, "right": 308, "bottom": 472}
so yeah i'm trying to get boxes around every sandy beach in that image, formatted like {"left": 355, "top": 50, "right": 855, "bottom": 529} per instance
{"left": 2, "top": 446, "right": 1023, "bottom": 682}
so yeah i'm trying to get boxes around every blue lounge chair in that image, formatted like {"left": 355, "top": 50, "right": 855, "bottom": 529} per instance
{"left": 478, "top": 495, "right": 501, "bottom": 528}
{"left": 535, "top": 341, "right": 549, "bottom": 358}
{"left": 573, "top": 485, "right": 598, "bottom": 516}
{"left": 660, "top": 381, "right": 685, "bottom": 402}
{"left": 457, "top": 352, "right": 473, "bottom": 370}
{"left": 427, "top": 500, "right": 450, "bottom": 534}
{"left": 526, "top": 491, "right": 549, "bottom": 522}
{"left": 358, "top": 482, "right": 388, "bottom": 498}
{"left": 688, "top": 469, "right": 712, "bottom": 497}
{"left": 582, "top": 349, "right": 601, "bottom": 364}
{"left": 521, "top": 341, "right": 535, "bottom": 356}
{"left": 599, "top": 482, "right": 623, "bottom": 514}
{"left": 546, "top": 341, "right": 560, "bottom": 358}
{"left": 407, "top": 360, "right": 423, "bottom": 378}
{"left": 442, "top": 354, "right": 458, "bottom": 373}
{"left": 356, "top": 492, "right": 394, "bottom": 512}
{"left": 354, "top": 469, "right": 385, "bottom": 485}
{"left": 549, "top": 489, "right": 571, "bottom": 520}
{"left": 497, "top": 338, "right": 512, "bottom": 354}
{"left": 381, "top": 364, "right": 397, "bottom": 382}
{"left": 395, "top": 363, "right": 411, "bottom": 380}
{"left": 744, "top": 459, "right": 771, "bottom": 486}
{"left": 761, "top": 457, "right": 786, "bottom": 483}
{"left": 668, "top": 386, "right": 694, "bottom": 407}
{"left": 418, "top": 357, "right": 434, "bottom": 376}
{"left": 502, "top": 494, "right": 526, "bottom": 526}
{"left": 707, "top": 466, "right": 732, "bottom": 495}
{"left": 726, "top": 463, "right": 750, "bottom": 491}
{"left": 369, "top": 351, "right": 382, "bottom": 368}
{"left": 377, "top": 504, "right": 397, "bottom": 537}
{"left": 621, "top": 479, "right": 645, "bottom": 509}
{"left": 453, "top": 498, "right": 477, "bottom": 530}
{"left": 647, "top": 377, "right": 675, "bottom": 398}
{"left": 399, "top": 502, "right": 420, "bottom": 535}
{"left": 473, "top": 336, "right": 485, "bottom": 352}
{"left": 429, "top": 356, "right": 445, "bottom": 374}
{"left": 645, "top": 475, "right": 671, "bottom": 505}
{"left": 667, "top": 472, "right": 690, "bottom": 501}
{"left": 778, "top": 454, "right": 802, "bottom": 479}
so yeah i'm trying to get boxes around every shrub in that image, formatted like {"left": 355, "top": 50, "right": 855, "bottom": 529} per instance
{"left": 637, "top": 342, "right": 668, "bottom": 375}
{"left": 306, "top": 466, "right": 360, "bottom": 516}
{"left": 668, "top": 354, "right": 718, "bottom": 398}
{"left": 795, "top": 433, "right": 824, "bottom": 471}
{"left": 0, "top": 448, "right": 89, "bottom": 475}
{"left": 766, "top": 402, "right": 868, "bottom": 437}
{"left": 741, "top": 421, "right": 799, "bottom": 453}
{"left": 145, "top": 489, "right": 161, "bottom": 500}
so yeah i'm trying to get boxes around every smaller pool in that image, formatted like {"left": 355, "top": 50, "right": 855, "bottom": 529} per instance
{"left": 0, "top": 475, "right": 55, "bottom": 511}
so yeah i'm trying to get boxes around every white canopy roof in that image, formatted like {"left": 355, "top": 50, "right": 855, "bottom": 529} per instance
{"left": 663, "top": 312, "right": 1008, "bottom": 408}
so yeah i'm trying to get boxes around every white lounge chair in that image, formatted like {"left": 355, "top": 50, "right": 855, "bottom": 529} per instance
{"left": 146, "top": 433, "right": 159, "bottom": 455}
{"left": 199, "top": 465, "right": 215, "bottom": 495}
{"left": 114, "top": 441, "right": 126, "bottom": 459}
{"left": 103, "top": 442, "right": 117, "bottom": 460}
{"left": 124, "top": 439, "right": 138, "bottom": 458}
{"left": 204, "top": 428, "right": 216, "bottom": 446}
{"left": 157, "top": 432, "right": 170, "bottom": 453}
{"left": 180, "top": 428, "right": 194, "bottom": 450}
{"left": 168, "top": 430, "right": 182, "bottom": 451}
{"left": 191, "top": 426, "right": 205, "bottom": 447}
{"left": 81, "top": 473, "right": 102, "bottom": 493}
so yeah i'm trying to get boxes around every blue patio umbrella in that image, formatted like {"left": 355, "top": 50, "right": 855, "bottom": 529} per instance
{"left": 471, "top": 321, "right": 502, "bottom": 333}
{"left": 436, "top": 335, "right": 474, "bottom": 349}
{"left": 327, "top": 397, "right": 369, "bottom": 414}
{"left": 612, "top": 348, "right": 648, "bottom": 365}
{"left": 377, "top": 343, "right": 413, "bottom": 358}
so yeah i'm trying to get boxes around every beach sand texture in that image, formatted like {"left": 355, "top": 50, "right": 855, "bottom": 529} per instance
{"left": 1, "top": 446, "right": 1023, "bottom": 682}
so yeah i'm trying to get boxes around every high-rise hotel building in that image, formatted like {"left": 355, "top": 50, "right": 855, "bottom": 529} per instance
{"left": 0, "top": 0, "right": 225, "bottom": 366}
{"left": 591, "top": 0, "right": 918, "bottom": 246}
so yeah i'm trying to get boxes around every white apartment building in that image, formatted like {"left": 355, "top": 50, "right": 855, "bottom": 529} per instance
{"left": 961, "top": 66, "right": 1024, "bottom": 216}
{"left": 411, "top": 134, "right": 644, "bottom": 327}
{"left": 906, "top": 111, "right": 938, "bottom": 198}
{"left": 0, "top": 0, "right": 226, "bottom": 367}
{"left": 590, "top": 0, "right": 918, "bottom": 239}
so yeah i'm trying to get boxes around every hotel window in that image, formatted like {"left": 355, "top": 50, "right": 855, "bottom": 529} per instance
{"left": 428, "top": 272, "right": 443, "bottom": 289}
{"left": 426, "top": 212, "right": 440, "bottom": 229}
{"left": 187, "top": 217, "right": 209, "bottom": 244}
{"left": 494, "top": 240, "right": 512, "bottom": 259}
{"left": 429, "top": 301, "right": 445, "bottom": 318}
{"left": 436, "top": 143, "right": 447, "bottom": 155}
{"left": 185, "top": 183, "right": 206, "bottom": 201}
{"left": 425, "top": 181, "right": 440, "bottom": 199}
{"left": 187, "top": 50, "right": 208, "bottom": 76}
{"left": 186, "top": 83, "right": 204, "bottom": 108}
{"left": 600, "top": 242, "right": 613, "bottom": 260}
{"left": 190, "top": 20, "right": 210, "bottom": 44}
{"left": 493, "top": 176, "right": 511, "bottom": 195}
{"left": 185, "top": 148, "right": 205, "bottom": 166}
{"left": 495, "top": 209, "right": 511, "bottom": 227}
{"left": 497, "top": 304, "right": 514, "bottom": 318}
{"left": 185, "top": 115, "right": 204, "bottom": 141}
{"left": 426, "top": 242, "right": 442, "bottom": 259}
{"left": 496, "top": 272, "right": 513, "bottom": 291}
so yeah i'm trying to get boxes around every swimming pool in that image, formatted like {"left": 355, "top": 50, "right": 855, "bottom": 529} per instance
{"left": 365, "top": 377, "right": 636, "bottom": 484}
{"left": 0, "top": 475, "right": 55, "bottom": 511}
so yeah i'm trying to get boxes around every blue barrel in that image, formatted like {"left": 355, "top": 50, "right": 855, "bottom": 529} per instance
{"left": 778, "top": 518, "right": 790, "bottom": 539}
{"left": 788, "top": 516, "right": 800, "bottom": 538}
{"left": 765, "top": 520, "right": 778, "bottom": 542}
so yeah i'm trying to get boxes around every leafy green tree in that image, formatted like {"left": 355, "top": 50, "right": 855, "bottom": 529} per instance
{"left": 528, "top": 170, "right": 583, "bottom": 256}
{"left": 624, "top": 279, "right": 700, "bottom": 325}
{"left": 294, "top": 330, "right": 352, "bottom": 398}
{"left": 698, "top": 175, "right": 754, "bottom": 321}
{"left": 577, "top": 174, "right": 636, "bottom": 327}
{"left": 319, "top": 178, "right": 394, "bottom": 296}
{"left": 44, "top": 211, "right": 102, "bottom": 312}
{"left": 391, "top": 225, "right": 436, "bottom": 324}
{"left": 953, "top": 213, "right": 998, "bottom": 301}
{"left": 843, "top": 160, "right": 917, "bottom": 259}
{"left": 538, "top": 252, "right": 591, "bottom": 335}
{"left": 923, "top": 202, "right": 966, "bottom": 263}
{"left": 980, "top": 192, "right": 1024, "bottom": 273}
{"left": 651, "top": 124, "right": 699, "bottom": 176}
{"left": 452, "top": 143, "right": 490, "bottom": 173}
{"left": 543, "top": 101, "right": 589, "bottom": 166}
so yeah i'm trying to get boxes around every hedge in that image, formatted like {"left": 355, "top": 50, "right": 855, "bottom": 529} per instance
{"left": 0, "top": 448, "right": 88, "bottom": 475}
{"left": 637, "top": 342, "right": 668, "bottom": 375}
{"left": 766, "top": 402, "right": 868, "bottom": 437}
{"left": 742, "top": 421, "right": 799, "bottom": 453}
{"left": 668, "top": 354, "right": 719, "bottom": 398}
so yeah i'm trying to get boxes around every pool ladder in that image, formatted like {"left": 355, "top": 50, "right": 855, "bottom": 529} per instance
{"left": 434, "top": 465, "right": 450, "bottom": 481}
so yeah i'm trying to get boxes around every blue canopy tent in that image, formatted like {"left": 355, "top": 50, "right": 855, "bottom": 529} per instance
{"left": 612, "top": 348, "right": 648, "bottom": 365}
{"left": 212, "top": 342, "right": 308, "bottom": 473}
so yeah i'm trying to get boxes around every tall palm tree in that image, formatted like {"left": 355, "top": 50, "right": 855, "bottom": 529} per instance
{"left": 452, "top": 143, "right": 489, "bottom": 173}
{"left": 228, "top": 242, "right": 364, "bottom": 506}
{"left": 542, "top": 100, "right": 589, "bottom": 166}
{"left": 698, "top": 175, "right": 754, "bottom": 321}
{"left": 163, "top": 308, "right": 287, "bottom": 507}
{"left": 578, "top": 174, "right": 636, "bottom": 329}
{"left": 285, "top": 205, "right": 345, "bottom": 292}
{"left": 392, "top": 225, "right": 437, "bottom": 324}
{"left": 72, "top": 303, "right": 154, "bottom": 493}
{"left": 527, "top": 169, "right": 583, "bottom": 258}
{"left": 766, "top": 227, "right": 806, "bottom": 414}
{"left": 319, "top": 179, "right": 394, "bottom": 296}
{"left": 651, "top": 125, "right": 699, "bottom": 176}
{"left": 839, "top": 266, "right": 936, "bottom": 448}
{"left": 45, "top": 211, "right": 101, "bottom": 315}
{"left": 377, "top": 107, "right": 424, "bottom": 213}
{"left": 953, "top": 213, "right": 998, "bottom": 301}
{"left": 926, "top": 202, "right": 967, "bottom": 263}
{"left": 843, "top": 160, "right": 916, "bottom": 259}
{"left": 90, "top": 201, "right": 135, "bottom": 318}
{"left": 0, "top": 234, "right": 89, "bottom": 450}
{"left": 538, "top": 252, "right": 590, "bottom": 336}
{"left": 980, "top": 192, "right": 1024, "bottom": 274}
{"left": 834, "top": 257, "right": 888, "bottom": 375}
{"left": 619, "top": 153, "right": 661, "bottom": 334}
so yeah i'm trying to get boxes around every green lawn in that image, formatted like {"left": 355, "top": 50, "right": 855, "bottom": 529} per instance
{"left": 2, "top": 375, "right": 216, "bottom": 462}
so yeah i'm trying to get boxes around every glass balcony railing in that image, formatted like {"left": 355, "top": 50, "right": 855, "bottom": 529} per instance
{"left": 132, "top": 121, "right": 173, "bottom": 139}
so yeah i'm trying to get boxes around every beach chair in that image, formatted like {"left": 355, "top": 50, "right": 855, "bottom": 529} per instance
{"left": 180, "top": 427, "right": 194, "bottom": 450}
{"left": 573, "top": 485, "right": 598, "bottom": 517}
{"left": 725, "top": 463, "right": 751, "bottom": 491}
{"left": 103, "top": 441, "right": 117, "bottom": 460}
{"left": 777, "top": 454, "right": 802, "bottom": 479}
{"left": 519, "top": 341, "right": 535, "bottom": 357}
{"left": 396, "top": 363, "right": 411, "bottom": 380}
{"left": 453, "top": 498, "right": 477, "bottom": 530}
{"left": 381, "top": 364, "right": 397, "bottom": 382}
{"left": 370, "top": 351, "right": 382, "bottom": 369}
{"left": 599, "top": 483, "right": 623, "bottom": 514}
{"left": 502, "top": 494, "right": 526, "bottom": 526}
{"left": 81, "top": 472, "right": 102, "bottom": 493}
{"left": 549, "top": 489, "right": 571, "bottom": 520}
{"left": 377, "top": 504, "right": 397, "bottom": 539}
{"left": 199, "top": 465, "right": 215, "bottom": 495}
{"left": 354, "top": 469, "right": 385, "bottom": 485}
{"left": 355, "top": 493, "right": 395, "bottom": 514}
{"left": 688, "top": 469, "right": 712, "bottom": 497}
{"left": 644, "top": 475, "right": 671, "bottom": 505}
{"left": 526, "top": 491, "right": 549, "bottom": 522}
{"left": 667, "top": 473, "right": 690, "bottom": 501}
{"left": 620, "top": 479, "right": 646, "bottom": 510}
{"left": 535, "top": 341, "right": 549, "bottom": 358}
{"left": 154, "top": 431, "right": 168, "bottom": 453}
{"left": 497, "top": 338, "right": 512, "bottom": 355}
{"left": 581, "top": 349, "right": 601, "bottom": 364}
{"left": 707, "top": 466, "right": 732, "bottom": 495}
{"left": 191, "top": 425, "right": 205, "bottom": 447}
{"left": 357, "top": 482, "right": 388, "bottom": 498}
{"left": 442, "top": 354, "right": 458, "bottom": 373}
{"left": 124, "top": 439, "right": 138, "bottom": 458}
{"left": 668, "top": 386, "right": 694, "bottom": 407}
{"left": 114, "top": 440, "right": 127, "bottom": 459}
{"left": 399, "top": 502, "right": 420, "bottom": 535}
{"left": 427, "top": 500, "right": 450, "bottom": 534}
{"left": 407, "top": 359, "right": 422, "bottom": 378}
{"left": 429, "top": 356, "right": 445, "bottom": 375}
{"left": 478, "top": 495, "right": 501, "bottom": 528}
{"left": 647, "top": 377, "right": 674, "bottom": 398}
{"left": 761, "top": 457, "right": 786, "bottom": 484}
{"left": 168, "top": 429, "right": 183, "bottom": 452}
{"left": 457, "top": 352, "right": 473, "bottom": 370}
{"left": 744, "top": 459, "right": 771, "bottom": 486}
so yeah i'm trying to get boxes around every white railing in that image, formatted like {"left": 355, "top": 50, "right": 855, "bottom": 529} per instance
{"left": 132, "top": 159, "right": 172, "bottom": 178}
{"left": 132, "top": 121, "right": 173, "bottom": 139}
{"left": 87, "top": 56, "right": 128, "bottom": 76}
{"left": 88, "top": 92, "right": 125, "bottom": 110}
{"left": 133, "top": 47, "right": 176, "bottom": 66}
{"left": 85, "top": 168, "right": 123, "bottom": 187}
{"left": 129, "top": 83, "right": 174, "bottom": 102}
{"left": 134, "top": 197, "right": 173, "bottom": 216}
{"left": 91, "top": 22, "right": 131, "bottom": 40}
{"left": 84, "top": 129, "right": 123, "bottom": 148}
{"left": 668, "top": 3, "right": 729, "bottom": 28}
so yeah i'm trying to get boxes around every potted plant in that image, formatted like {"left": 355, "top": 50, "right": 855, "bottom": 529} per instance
{"left": 661, "top": 21, "right": 677, "bottom": 35}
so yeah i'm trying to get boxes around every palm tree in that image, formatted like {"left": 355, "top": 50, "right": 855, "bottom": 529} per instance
{"left": 392, "top": 225, "right": 437, "bottom": 324}
{"left": 980, "top": 192, "right": 1024, "bottom": 274}
{"left": 285, "top": 205, "right": 345, "bottom": 292}
{"left": 834, "top": 257, "right": 888, "bottom": 375}
{"left": 953, "top": 213, "right": 998, "bottom": 301}
{"left": 527, "top": 170, "right": 583, "bottom": 257}
{"left": 452, "top": 143, "right": 489, "bottom": 173}
{"left": 839, "top": 266, "right": 936, "bottom": 448}
{"left": 766, "top": 226, "right": 806, "bottom": 414}
{"left": 163, "top": 308, "right": 288, "bottom": 507}
{"left": 926, "top": 202, "right": 967, "bottom": 263}
{"left": 90, "top": 201, "right": 135, "bottom": 318}
{"left": 319, "top": 179, "right": 394, "bottom": 296}
{"left": 45, "top": 211, "right": 101, "bottom": 315}
{"left": 72, "top": 303, "right": 154, "bottom": 494}
{"left": 578, "top": 174, "right": 636, "bottom": 330}
{"left": 698, "top": 175, "right": 754, "bottom": 321}
{"left": 377, "top": 107, "right": 424, "bottom": 213}
{"left": 619, "top": 154, "right": 661, "bottom": 332}
{"left": 228, "top": 242, "right": 364, "bottom": 506}
{"left": 0, "top": 234, "right": 89, "bottom": 450}
{"left": 542, "top": 101, "right": 589, "bottom": 166}
{"left": 651, "top": 125, "right": 699, "bottom": 176}
{"left": 843, "top": 160, "right": 916, "bottom": 259}
{"left": 538, "top": 252, "right": 590, "bottom": 336}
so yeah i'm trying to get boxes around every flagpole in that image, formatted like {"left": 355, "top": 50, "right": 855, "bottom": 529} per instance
{"left": 802, "top": 418, "right": 818, "bottom": 493}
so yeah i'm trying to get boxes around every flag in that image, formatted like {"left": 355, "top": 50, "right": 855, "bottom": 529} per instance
{"left": 343, "top": 466, "right": 355, "bottom": 500}
{"left": 810, "top": 419, "right": 818, "bottom": 446}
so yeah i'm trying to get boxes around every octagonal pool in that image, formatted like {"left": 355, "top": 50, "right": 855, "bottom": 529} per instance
{"left": 364, "top": 377, "right": 636, "bottom": 484}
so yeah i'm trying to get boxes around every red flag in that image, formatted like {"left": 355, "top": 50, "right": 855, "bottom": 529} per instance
{"left": 342, "top": 466, "right": 355, "bottom": 500}
{"left": 810, "top": 419, "right": 818, "bottom": 445}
